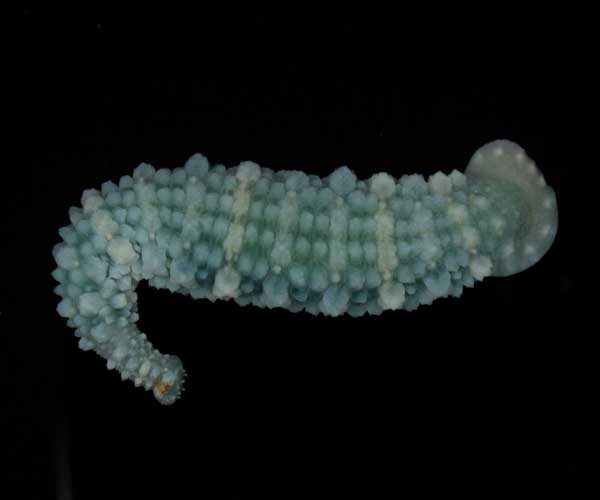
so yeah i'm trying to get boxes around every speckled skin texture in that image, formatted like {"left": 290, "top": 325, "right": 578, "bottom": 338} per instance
{"left": 52, "top": 140, "right": 558, "bottom": 404}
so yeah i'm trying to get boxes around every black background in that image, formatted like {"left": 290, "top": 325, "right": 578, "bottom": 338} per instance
{"left": 18, "top": 6, "right": 584, "bottom": 499}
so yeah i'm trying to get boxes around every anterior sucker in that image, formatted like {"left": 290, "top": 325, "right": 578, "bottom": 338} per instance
{"left": 52, "top": 139, "right": 557, "bottom": 403}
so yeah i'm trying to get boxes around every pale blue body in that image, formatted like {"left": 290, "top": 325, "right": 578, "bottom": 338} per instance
{"left": 52, "top": 140, "right": 558, "bottom": 404}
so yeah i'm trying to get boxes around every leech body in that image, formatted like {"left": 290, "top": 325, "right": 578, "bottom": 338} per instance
{"left": 52, "top": 140, "right": 558, "bottom": 404}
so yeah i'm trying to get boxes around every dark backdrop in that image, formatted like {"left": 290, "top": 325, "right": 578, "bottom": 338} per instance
{"left": 19, "top": 6, "right": 581, "bottom": 499}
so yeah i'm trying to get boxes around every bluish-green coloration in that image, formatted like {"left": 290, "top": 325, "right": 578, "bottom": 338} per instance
{"left": 52, "top": 140, "right": 558, "bottom": 404}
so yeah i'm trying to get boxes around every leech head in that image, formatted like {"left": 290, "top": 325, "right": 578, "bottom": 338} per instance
{"left": 153, "top": 355, "right": 186, "bottom": 405}
{"left": 465, "top": 140, "right": 558, "bottom": 277}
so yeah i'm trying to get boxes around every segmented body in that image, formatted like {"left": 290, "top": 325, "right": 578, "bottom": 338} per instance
{"left": 52, "top": 140, "right": 557, "bottom": 404}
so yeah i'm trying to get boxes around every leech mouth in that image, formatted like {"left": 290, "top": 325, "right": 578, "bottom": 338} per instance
{"left": 154, "top": 381, "right": 173, "bottom": 397}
